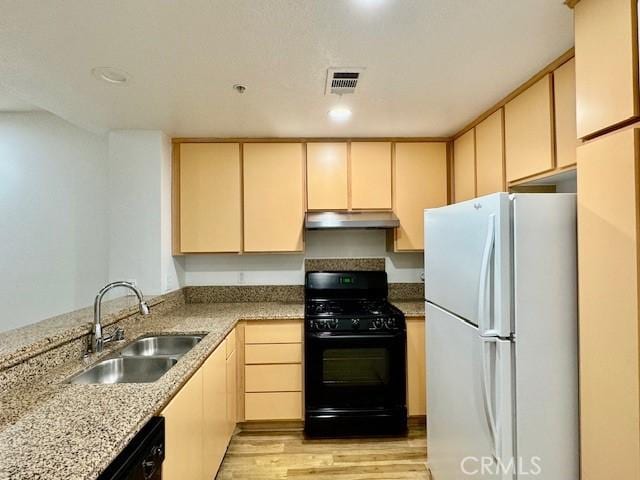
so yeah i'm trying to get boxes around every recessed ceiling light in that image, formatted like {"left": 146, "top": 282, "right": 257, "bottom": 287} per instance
{"left": 353, "top": 0, "right": 386, "bottom": 8}
{"left": 328, "top": 107, "right": 352, "bottom": 122}
{"left": 91, "top": 67, "right": 131, "bottom": 85}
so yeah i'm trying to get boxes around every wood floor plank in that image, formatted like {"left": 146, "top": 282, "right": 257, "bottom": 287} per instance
{"left": 217, "top": 426, "right": 429, "bottom": 479}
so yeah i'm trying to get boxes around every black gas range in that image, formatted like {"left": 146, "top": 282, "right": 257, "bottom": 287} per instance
{"left": 304, "top": 271, "right": 407, "bottom": 437}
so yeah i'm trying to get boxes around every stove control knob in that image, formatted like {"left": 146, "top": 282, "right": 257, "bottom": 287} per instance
{"left": 329, "top": 319, "right": 339, "bottom": 330}
{"left": 351, "top": 318, "right": 360, "bottom": 329}
{"left": 385, "top": 317, "right": 397, "bottom": 329}
{"left": 372, "top": 318, "right": 384, "bottom": 330}
{"left": 316, "top": 320, "right": 327, "bottom": 331}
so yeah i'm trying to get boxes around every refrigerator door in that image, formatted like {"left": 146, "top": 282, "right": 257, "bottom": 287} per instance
{"left": 425, "top": 193, "right": 511, "bottom": 336}
{"left": 512, "top": 193, "right": 579, "bottom": 478}
{"left": 427, "top": 303, "right": 513, "bottom": 479}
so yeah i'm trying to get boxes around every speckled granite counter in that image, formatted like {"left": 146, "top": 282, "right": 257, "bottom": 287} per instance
{"left": 0, "top": 299, "right": 422, "bottom": 480}
{"left": 0, "top": 302, "right": 303, "bottom": 480}
{"left": 392, "top": 300, "right": 425, "bottom": 317}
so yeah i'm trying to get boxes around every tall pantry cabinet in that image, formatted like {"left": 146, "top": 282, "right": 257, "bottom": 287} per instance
{"left": 574, "top": 0, "right": 640, "bottom": 477}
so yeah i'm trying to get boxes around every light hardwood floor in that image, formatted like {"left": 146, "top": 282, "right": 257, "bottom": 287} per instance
{"left": 216, "top": 426, "right": 429, "bottom": 479}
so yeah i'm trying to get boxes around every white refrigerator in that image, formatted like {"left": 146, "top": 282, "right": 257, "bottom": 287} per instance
{"left": 424, "top": 193, "right": 579, "bottom": 480}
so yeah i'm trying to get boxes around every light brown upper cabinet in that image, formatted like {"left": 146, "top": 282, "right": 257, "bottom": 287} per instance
{"left": 306, "top": 143, "right": 348, "bottom": 210}
{"left": 505, "top": 74, "right": 555, "bottom": 182}
{"left": 554, "top": 58, "right": 578, "bottom": 169}
{"left": 350, "top": 142, "right": 392, "bottom": 209}
{"left": 243, "top": 143, "right": 304, "bottom": 252}
{"left": 179, "top": 143, "right": 241, "bottom": 253}
{"left": 393, "top": 142, "right": 447, "bottom": 251}
{"left": 575, "top": 0, "right": 639, "bottom": 139}
{"left": 475, "top": 109, "right": 505, "bottom": 196}
{"left": 453, "top": 129, "right": 476, "bottom": 202}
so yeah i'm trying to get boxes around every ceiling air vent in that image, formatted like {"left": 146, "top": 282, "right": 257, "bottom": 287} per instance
{"left": 325, "top": 68, "right": 365, "bottom": 95}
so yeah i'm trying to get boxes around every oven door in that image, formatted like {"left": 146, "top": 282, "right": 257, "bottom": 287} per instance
{"left": 305, "top": 330, "right": 406, "bottom": 410}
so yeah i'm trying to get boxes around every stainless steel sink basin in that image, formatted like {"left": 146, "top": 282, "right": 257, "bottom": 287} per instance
{"left": 68, "top": 357, "right": 177, "bottom": 384}
{"left": 119, "top": 335, "right": 204, "bottom": 358}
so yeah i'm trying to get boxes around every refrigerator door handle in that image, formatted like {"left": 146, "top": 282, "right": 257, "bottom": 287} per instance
{"left": 478, "top": 214, "right": 497, "bottom": 336}
{"left": 481, "top": 336, "right": 499, "bottom": 462}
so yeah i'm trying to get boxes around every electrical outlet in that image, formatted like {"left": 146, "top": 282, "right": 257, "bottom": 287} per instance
{"left": 238, "top": 272, "right": 245, "bottom": 284}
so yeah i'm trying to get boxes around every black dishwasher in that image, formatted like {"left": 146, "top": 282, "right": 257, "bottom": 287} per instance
{"left": 98, "top": 417, "right": 165, "bottom": 480}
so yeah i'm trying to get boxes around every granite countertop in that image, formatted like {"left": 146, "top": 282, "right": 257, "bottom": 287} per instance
{"left": 0, "top": 299, "right": 422, "bottom": 480}
{"left": 392, "top": 300, "right": 425, "bottom": 317}
{"left": 0, "top": 302, "right": 303, "bottom": 480}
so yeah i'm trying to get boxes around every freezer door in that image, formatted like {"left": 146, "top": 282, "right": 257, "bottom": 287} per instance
{"left": 424, "top": 193, "right": 511, "bottom": 336}
{"left": 427, "top": 303, "right": 514, "bottom": 480}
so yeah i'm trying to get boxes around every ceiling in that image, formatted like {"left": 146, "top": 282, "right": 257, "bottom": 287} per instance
{"left": 0, "top": 0, "right": 573, "bottom": 137}
{"left": 0, "top": 84, "right": 37, "bottom": 112}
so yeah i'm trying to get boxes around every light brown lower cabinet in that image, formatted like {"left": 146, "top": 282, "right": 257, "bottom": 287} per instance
{"left": 245, "top": 392, "right": 303, "bottom": 420}
{"left": 161, "top": 329, "right": 237, "bottom": 480}
{"left": 407, "top": 316, "right": 426, "bottom": 417}
{"left": 226, "top": 349, "right": 237, "bottom": 438}
{"left": 161, "top": 369, "right": 204, "bottom": 480}
{"left": 203, "top": 340, "right": 228, "bottom": 478}
{"left": 242, "top": 319, "right": 304, "bottom": 422}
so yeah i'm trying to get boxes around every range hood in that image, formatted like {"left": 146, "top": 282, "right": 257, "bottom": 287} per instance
{"left": 305, "top": 211, "right": 400, "bottom": 230}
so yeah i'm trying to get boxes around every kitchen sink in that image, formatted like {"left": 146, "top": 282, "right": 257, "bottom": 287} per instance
{"left": 119, "top": 335, "right": 204, "bottom": 359}
{"left": 66, "top": 334, "right": 204, "bottom": 384}
{"left": 68, "top": 357, "right": 177, "bottom": 384}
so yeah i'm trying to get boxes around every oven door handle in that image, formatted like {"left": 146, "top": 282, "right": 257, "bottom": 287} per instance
{"left": 307, "top": 332, "right": 405, "bottom": 341}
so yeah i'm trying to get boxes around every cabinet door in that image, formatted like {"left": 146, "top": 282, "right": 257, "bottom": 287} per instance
{"left": 306, "top": 143, "right": 348, "bottom": 210}
{"left": 554, "top": 58, "right": 577, "bottom": 168}
{"left": 244, "top": 320, "right": 303, "bottom": 344}
{"left": 245, "top": 392, "right": 303, "bottom": 420}
{"left": 202, "top": 342, "right": 227, "bottom": 480}
{"left": 453, "top": 129, "right": 476, "bottom": 202}
{"left": 350, "top": 142, "right": 392, "bottom": 209}
{"left": 180, "top": 143, "right": 241, "bottom": 252}
{"left": 245, "top": 364, "right": 302, "bottom": 392}
{"left": 407, "top": 317, "right": 426, "bottom": 416}
{"left": 577, "top": 128, "right": 640, "bottom": 480}
{"left": 226, "top": 348, "right": 237, "bottom": 439}
{"left": 575, "top": 0, "right": 638, "bottom": 138}
{"left": 393, "top": 142, "right": 447, "bottom": 251}
{"left": 161, "top": 369, "right": 203, "bottom": 480}
{"left": 505, "top": 75, "right": 555, "bottom": 182}
{"left": 243, "top": 143, "right": 304, "bottom": 252}
{"left": 475, "top": 109, "right": 505, "bottom": 196}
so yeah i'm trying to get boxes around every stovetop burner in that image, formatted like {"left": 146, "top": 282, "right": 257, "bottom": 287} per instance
{"left": 304, "top": 271, "right": 406, "bottom": 333}
{"left": 305, "top": 299, "right": 395, "bottom": 317}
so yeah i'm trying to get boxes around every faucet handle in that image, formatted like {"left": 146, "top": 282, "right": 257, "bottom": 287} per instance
{"left": 104, "top": 326, "right": 125, "bottom": 343}
{"left": 111, "top": 326, "right": 125, "bottom": 341}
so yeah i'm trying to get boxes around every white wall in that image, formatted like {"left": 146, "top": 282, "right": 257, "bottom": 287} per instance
{"left": 108, "top": 130, "right": 183, "bottom": 295}
{"left": 0, "top": 112, "right": 109, "bottom": 332}
{"left": 185, "top": 229, "right": 424, "bottom": 285}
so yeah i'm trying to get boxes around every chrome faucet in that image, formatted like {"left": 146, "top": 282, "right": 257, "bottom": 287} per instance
{"left": 90, "top": 281, "right": 151, "bottom": 354}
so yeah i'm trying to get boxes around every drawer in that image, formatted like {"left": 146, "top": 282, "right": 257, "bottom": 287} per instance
{"left": 245, "top": 343, "right": 302, "bottom": 364}
{"left": 225, "top": 328, "right": 236, "bottom": 358}
{"left": 245, "top": 364, "right": 302, "bottom": 392}
{"left": 245, "top": 320, "right": 302, "bottom": 344}
{"left": 245, "top": 392, "right": 302, "bottom": 420}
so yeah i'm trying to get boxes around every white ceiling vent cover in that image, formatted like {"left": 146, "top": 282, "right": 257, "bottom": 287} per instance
{"left": 325, "top": 67, "right": 365, "bottom": 95}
